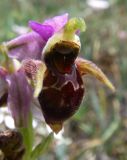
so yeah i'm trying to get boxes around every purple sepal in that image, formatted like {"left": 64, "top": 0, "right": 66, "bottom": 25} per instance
{"left": 29, "top": 21, "right": 54, "bottom": 41}
{"left": 43, "top": 13, "right": 69, "bottom": 32}
{"left": 7, "top": 32, "right": 45, "bottom": 61}
{"left": 7, "top": 69, "right": 33, "bottom": 127}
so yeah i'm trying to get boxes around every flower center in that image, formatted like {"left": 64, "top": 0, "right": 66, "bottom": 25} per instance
{"left": 44, "top": 41, "right": 80, "bottom": 74}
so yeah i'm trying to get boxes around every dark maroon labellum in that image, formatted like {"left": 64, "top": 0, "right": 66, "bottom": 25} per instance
{"left": 39, "top": 68, "right": 84, "bottom": 123}
{"left": 39, "top": 41, "right": 84, "bottom": 131}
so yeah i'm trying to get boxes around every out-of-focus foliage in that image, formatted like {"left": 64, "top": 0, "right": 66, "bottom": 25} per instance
{"left": 0, "top": 0, "right": 127, "bottom": 160}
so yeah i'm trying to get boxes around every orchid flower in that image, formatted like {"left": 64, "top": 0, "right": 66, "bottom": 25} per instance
{"left": 0, "top": 13, "right": 115, "bottom": 135}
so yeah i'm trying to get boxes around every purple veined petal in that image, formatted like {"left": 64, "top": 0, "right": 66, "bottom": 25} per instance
{"left": 43, "top": 13, "right": 69, "bottom": 32}
{"left": 0, "top": 67, "right": 8, "bottom": 101}
{"left": 29, "top": 21, "right": 54, "bottom": 41}
{"left": 6, "top": 32, "right": 45, "bottom": 61}
{"left": 7, "top": 69, "right": 33, "bottom": 127}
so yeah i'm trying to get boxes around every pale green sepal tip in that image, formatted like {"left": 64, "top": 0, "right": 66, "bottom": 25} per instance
{"left": 64, "top": 17, "right": 86, "bottom": 33}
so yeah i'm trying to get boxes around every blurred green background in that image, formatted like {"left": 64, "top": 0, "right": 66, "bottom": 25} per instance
{"left": 0, "top": 0, "right": 127, "bottom": 160}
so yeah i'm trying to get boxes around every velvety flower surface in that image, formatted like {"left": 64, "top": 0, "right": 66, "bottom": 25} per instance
{"left": 0, "top": 13, "right": 115, "bottom": 133}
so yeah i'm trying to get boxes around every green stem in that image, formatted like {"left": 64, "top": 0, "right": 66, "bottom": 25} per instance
{"left": 19, "top": 113, "right": 34, "bottom": 160}
{"left": 31, "top": 132, "right": 53, "bottom": 160}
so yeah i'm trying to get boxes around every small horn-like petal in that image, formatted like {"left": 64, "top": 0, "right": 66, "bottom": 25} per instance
{"left": 75, "top": 57, "right": 115, "bottom": 91}
{"left": 33, "top": 62, "right": 46, "bottom": 98}
{"left": 22, "top": 59, "right": 47, "bottom": 97}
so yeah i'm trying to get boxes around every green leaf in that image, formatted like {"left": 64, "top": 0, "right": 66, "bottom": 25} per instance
{"left": 31, "top": 132, "right": 53, "bottom": 160}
